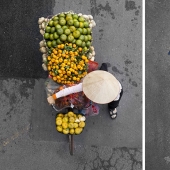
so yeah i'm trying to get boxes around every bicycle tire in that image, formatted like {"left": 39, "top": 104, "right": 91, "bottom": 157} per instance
{"left": 69, "top": 134, "right": 73, "bottom": 155}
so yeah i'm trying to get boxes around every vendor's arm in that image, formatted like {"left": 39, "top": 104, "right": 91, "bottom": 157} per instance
{"left": 52, "top": 83, "right": 83, "bottom": 100}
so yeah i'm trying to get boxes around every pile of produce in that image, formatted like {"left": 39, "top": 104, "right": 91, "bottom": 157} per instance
{"left": 56, "top": 111, "right": 86, "bottom": 135}
{"left": 38, "top": 11, "right": 96, "bottom": 84}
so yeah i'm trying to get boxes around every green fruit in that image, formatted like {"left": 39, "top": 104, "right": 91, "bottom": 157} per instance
{"left": 52, "top": 40, "right": 57, "bottom": 47}
{"left": 79, "top": 35, "right": 85, "bottom": 41}
{"left": 45, "top": 26, "right": 51, "bottom": 33}
{"left": 84, "top": 35, "right": 88, "bottom": 42}
{"left": 72, "top": 39, "right": 76, "bottom": 44}
{"left": 53, "top": 32, "right": 59, "bottom": 39}
{"left": 52, "top": 16, "right": 59, "bottom": 21}
{"left": 59, "top": 17, "right": 65, "bottom": 20}
{"left": 69, "top": 26, "right": 76, "bottom": 32}
{"left": 73, "top": 19, "right": 78, "bottom": 22}
{"left": 47, "top": 41, "right": 52, "bottom": 48}
{"left": 44, "top": 33, "right": 50, "bottom": 39}
{"left": 76, "top": 39, "right": 82, "bottom": 46}
{"left": 72, "top": 14, "right": 78, "bottom": 19}
{"left": 66, "top": 15, "right": 73, "bottom": 21}
{"left": 49, "top": 34, "right": 54, "bottom": 40}
{"left": 67, "top": 35, "right": 74, "bottom": 42}
{"left": 73, "top": 21, "right": 80, "bottom": 28}
{"left": 48, "top": 20, "right": 54, "bottom": 27}
{"left": 67, "top": 19, "right": 74, "bottom": 26}
{"left": 86, "top": 41, "right": 91, "bottom": 47}
{"left": 82, "top": 28, "right": 87, "bottom": 35}
{"left": 55, "top": 24, "right": 61, "bottom": 30}
{"left": 73, "top": 30, "right": 80, "bottom": 38}
{"left": 59, "top": 19, "right": 66, "bottom": 26}
{"left": 81, "top": 41, "right": 86, "bottom": 47}
{"left": 84, "top": 21, "right": 89, "bottom": 28}
{"left": 87, "top": 35, "right": 92, "bottom": 41}
{"left": 57, "top": 28, "right": 64, "bottom": 35}
{"left": 64, "top": 28, "right": 71, "bottom": 35}
{"left": 59, "top": 13, "right": 65, "bottom": 18}
{"left": 62, "top": 25, "right": 68, "bottom": 30}
{"left": 78, "top": 16, "right": 85, "bottom": 22}
{"left": 87, "top": 28, "right": 91, "bottom": 34}
{"left": 83, "top": 46, "right": 88, "bottom": 52}
{"left": 53, "top": 20, "right": 59, "bottom": 26}
{"left": 60, "top": 34, "right": 67, "bottom": 41}
{"left": 77, "top": 28, "right": 83, "bottom": 34}
{"left": 56, "top": 39, "right": 62, "bottom": 44}
{"left": 51, "top": 27, "right": 56, "bottom": 33}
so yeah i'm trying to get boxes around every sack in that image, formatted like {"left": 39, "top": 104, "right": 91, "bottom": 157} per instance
{"left": 78, "top": 101, "right": 99, "bottom": 117}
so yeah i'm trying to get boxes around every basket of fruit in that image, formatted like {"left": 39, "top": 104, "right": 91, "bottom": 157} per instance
{"left": 38, "top": 11, "right": 96, "bottom": 84}
{"left": 55, "top": 111, "right": 86, "bottom": 135}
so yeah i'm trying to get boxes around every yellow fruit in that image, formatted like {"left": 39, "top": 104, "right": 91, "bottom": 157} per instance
{"left": 68, "top": 122, "right": 74, "bottom": 129}
{"left": 73, "top": 122, "right": 78, "bottom": 128}
{"left": 62, "top": 117, "right": 68, "bottom": 123}
{"left": 69, "top": 128, "right": 75, "bottom": 134}
{"left": 79, "top": 121, "right": 85, "bottom": 128}
{"left": 63, "top": 128, "right": 69, "bottom": 134}
{"left": 75, "top": 127, "right": 83, "bottom": 135}
{"left": 73, "top": 114, "right": 77, "bottom": 118}
{"left": 56, "top": 119, "right": 62, "bottom": 126}
{"left": 78, "top": 114, "right": 83, "bottom": 118}
{"left": 56, "top": 126, "right": 62, "bottom": 132}
{"left": 56, "top": 116, "right": 62, "bottom": 120}
{"left": 62, "top": 122, "right": 68, "bottom": 129}
{"left": 69, "top": 117, "right": 75, "bottom": 123}
{"left": 57, "top": 113, "right": 64, "bottom": 118}
{"left": 68, "top": 111, "right": 74, "bottom": 117}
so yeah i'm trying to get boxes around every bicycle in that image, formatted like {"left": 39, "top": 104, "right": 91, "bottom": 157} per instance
{"left": 52, "top": 104, "right": 78, "bottom": 155}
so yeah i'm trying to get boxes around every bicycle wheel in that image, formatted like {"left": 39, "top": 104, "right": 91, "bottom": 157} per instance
{"left": 69, "top": 134, "right": 73, "bottom": 155}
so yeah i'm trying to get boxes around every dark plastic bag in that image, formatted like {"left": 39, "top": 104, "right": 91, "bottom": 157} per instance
{"left": 87, "top": 60, "right": 99, "bottom": 73}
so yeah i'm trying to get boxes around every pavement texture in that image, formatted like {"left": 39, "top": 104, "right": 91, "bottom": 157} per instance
{"left": 0, "top": 0, "right": 142, "bottom": 170}
{"left": 146, "top": 0, "right": 170, "bottom": 169}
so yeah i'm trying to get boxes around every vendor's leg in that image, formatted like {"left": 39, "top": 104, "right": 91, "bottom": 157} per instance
{"left": 99, "top": 63, "right": 108, "bottom": 71}
{"left": 108, "top": 89, "right": 123, "bottom": 119}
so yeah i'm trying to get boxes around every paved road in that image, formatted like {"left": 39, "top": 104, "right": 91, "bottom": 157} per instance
{"left": 0, "top": 0, "right": 142, "bottom": 170}
{"left": 146, "top": 0, "right": 170, "bottom": 169}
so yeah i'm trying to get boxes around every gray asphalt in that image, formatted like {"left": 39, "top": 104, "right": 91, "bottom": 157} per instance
{"left": 146, "top": 0, "right": 170, "bottom": 169}
{"left": 0, "top": 0, "right": 142, "bottom": 170}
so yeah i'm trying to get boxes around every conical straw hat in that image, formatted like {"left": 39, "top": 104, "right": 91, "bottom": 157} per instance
{"left": 82, "top": 70, "right": 120, "bottom": 104}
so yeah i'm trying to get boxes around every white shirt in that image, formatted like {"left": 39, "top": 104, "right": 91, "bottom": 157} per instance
{"left": 55, "top": 81, "right": 122, "bottom": 101}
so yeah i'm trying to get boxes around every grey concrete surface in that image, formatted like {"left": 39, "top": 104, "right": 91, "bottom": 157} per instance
{"left": 0, "top": 0, "right": 142, "bottom": 170}
{"left": 146, "top": 0, "right": 170, "bottom": 169}
{"left": 0, "top": 0, "right": 54, "bottom": 78}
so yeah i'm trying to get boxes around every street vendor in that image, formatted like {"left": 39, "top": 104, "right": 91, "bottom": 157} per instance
{"left": 47, "top": 63, "right": 123, "bottom": 119}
